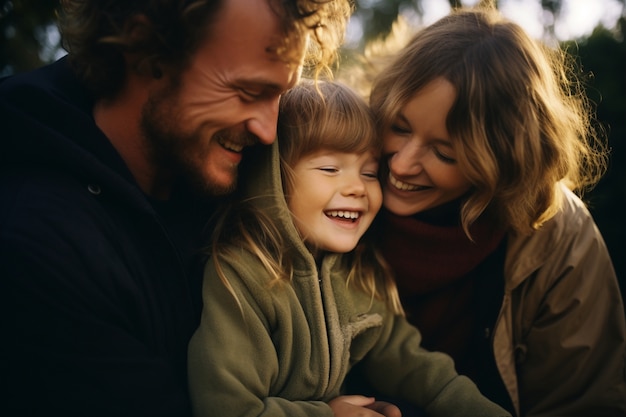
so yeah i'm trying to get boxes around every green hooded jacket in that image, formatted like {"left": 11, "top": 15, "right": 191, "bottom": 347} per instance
{"left": 187, "top": 140, "right": 510, "bottom": 417}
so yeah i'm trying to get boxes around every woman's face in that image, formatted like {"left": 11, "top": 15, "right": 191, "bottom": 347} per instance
{"left": 382, "top": 77, "right": 472, "bottom": 216}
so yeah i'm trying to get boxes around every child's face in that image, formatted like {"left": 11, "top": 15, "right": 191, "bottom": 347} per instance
{"left": 381, "top": 77, "right": 472, "bottom": 216}
{"left": 287, "top": 150, "right": 382, "bottom": 254}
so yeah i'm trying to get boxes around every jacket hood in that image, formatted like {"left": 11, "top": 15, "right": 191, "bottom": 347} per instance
{"left": 240, "top": 140, "right": 318, "bottom": 273}
{"left": 0, "top": 58, "right": 155, "bottom": 211}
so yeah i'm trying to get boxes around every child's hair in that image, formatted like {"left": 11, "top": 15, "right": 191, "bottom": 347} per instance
{"left": 277, "top": 80, "right": 382, "bottom": 193}
{"left": 370, "top": 7, "right": 608, "bottom": 237}
{"left": 210, "top": 80, "right": 404, "bottom": 315}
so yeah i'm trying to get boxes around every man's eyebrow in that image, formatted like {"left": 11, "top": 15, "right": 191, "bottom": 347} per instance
{"left": 237, "top": 78, "right": 284, "bottom": 92}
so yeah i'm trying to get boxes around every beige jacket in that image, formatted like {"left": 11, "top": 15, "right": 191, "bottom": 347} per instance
{"left": 495, "top": 183, "right": 626, "bottom": 416}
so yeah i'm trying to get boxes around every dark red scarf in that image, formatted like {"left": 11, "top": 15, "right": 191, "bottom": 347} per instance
{"left": 378, "top": 207, "right": 506, "bottom": 370}
{"left": 379, "top": 208, "right": 505, "bottom": 296}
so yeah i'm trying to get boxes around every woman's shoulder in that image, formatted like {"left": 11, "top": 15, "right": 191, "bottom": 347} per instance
{"left": 543, "top": 183, "right": 603, "bottom": 248}
{"left": 511, "top": 184, "right": 597, "bottom": 246}
{"left": 504, "top": 183, "right": 607, "bottom": 285}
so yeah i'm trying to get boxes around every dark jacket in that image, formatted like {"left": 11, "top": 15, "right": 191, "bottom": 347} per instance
{"left": 0, "top": 58, "right": 213, "bottom": 417}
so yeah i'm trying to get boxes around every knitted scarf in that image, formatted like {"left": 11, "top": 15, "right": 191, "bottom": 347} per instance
{"left": 379, "top": 206, "right": 505, "bottom": 296}
{"left": 378, "top": 204, "right": 506, "bottom": 372}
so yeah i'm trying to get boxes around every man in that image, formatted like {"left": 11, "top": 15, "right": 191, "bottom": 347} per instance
{"left": 0, "top": 0, "right": 350, "bottom": 415}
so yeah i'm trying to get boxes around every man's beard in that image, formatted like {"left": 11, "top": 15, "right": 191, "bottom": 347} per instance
{"left": 140, "top": 83, "right": 244, "bottom": 198}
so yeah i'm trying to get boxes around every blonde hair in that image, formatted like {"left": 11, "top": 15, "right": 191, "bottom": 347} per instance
{"left": 210, "top": 80, "right": 404, "bottom": 315}
{"left": 277, "top": 80, "right": 382, "bottom": 189}
{"left": 370, "top": 7, "right": 607, "bottom": 236}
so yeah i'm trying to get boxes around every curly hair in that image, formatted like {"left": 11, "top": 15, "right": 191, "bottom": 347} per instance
{"left": 370, "top": 7, "right": 608, "bottom": 237}
{"left": 58, "top": 0, "right": 351, "bottom": 99}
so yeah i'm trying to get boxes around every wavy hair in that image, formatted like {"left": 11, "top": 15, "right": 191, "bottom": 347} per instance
{"left": 370, "top": 7, "right": 607, "bottom": 237}
{"left": 58, "top": 0, "right": 352, "bottom": 99}
{"left": 210, "top": 80, "right": 404, "bottom": 315}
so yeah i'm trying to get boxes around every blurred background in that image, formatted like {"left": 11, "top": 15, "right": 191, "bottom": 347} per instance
{"left": 1, "top": 0, "right": 624, "bottom": 301}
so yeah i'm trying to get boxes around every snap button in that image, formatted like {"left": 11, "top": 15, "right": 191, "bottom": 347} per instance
{"left": 87, "top": 184, "right": 101, "bottom": 195}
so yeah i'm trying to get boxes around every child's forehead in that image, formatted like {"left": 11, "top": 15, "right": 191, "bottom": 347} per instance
{"left": 299, "top": 149, "right": 380, "bottom": 163}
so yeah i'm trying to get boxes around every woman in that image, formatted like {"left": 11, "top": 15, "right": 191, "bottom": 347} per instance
{"left": 360, "top": 7, "right": 626, "bottom": 417}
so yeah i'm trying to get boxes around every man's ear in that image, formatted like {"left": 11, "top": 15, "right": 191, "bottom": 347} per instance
{"left": 121, "top": 14, "right": 164, "bottom": 79}
{"left": 123, "top": 13, "right": 153, "bottom": 44}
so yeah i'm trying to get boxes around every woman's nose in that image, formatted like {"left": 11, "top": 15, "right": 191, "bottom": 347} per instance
{"left": 389, "top": 142, "right": 424, "bottom": 176}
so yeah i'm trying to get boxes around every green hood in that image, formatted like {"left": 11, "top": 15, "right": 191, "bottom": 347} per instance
{"left": 240, "top": 140, "right": 317, "bottom": 272}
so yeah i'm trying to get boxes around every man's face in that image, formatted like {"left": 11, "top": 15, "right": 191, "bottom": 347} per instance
{"left": 141, "top": 0, "right": 304, "bottom": 196}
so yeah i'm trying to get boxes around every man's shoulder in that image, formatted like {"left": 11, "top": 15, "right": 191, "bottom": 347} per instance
{"left": 0, "top": 57, "right": 91, "bottom": 116}
{"left": 0, "top": 169, "right": 104, "bottom": 235}
{"left": 1, "top": 57, "right": 71, "bottom": 92}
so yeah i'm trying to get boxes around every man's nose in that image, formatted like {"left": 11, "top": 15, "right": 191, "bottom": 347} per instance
{"left": 245, "top": 97, "right": 280, "bottom": 145}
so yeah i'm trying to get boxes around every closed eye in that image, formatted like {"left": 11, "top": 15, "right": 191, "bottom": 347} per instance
{"left": 239, "top": 88, "right": 263, "bottom": 101}
{"left": 362, "top": 171, "right": 378, "bottom": 179}
{"left": 390, "top": 123, "right": 411, "bottom": 135}
{"left": 433, "top": 147, "right": 456, "bottom": 164}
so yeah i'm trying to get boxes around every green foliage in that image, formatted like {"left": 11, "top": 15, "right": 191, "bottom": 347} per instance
{"left": 0, "top": 0, "right": 62, "bottom": 75}
{"left": 352, "top": 0, "right": 464, "bottom": 47}
{"left": 563, "top": 19, "right": 626, "bottom": 296}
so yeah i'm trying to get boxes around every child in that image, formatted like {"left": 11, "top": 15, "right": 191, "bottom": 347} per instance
{"left": 187, "top": 80, "right": 510, "bottom": 417}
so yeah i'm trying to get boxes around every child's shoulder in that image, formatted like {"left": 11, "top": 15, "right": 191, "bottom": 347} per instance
{"left": 204, "top": 248, "right": 277, "bottom": 289}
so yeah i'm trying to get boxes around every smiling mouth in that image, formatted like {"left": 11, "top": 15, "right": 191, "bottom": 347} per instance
{"left": 325, "top": 210, "right": 361, "bottom": 222}
{"left": 389, "top": 173, "right": 431, "bottom": 191}
{"left": 218, "top": 137, "right": 244, "bottom": 153}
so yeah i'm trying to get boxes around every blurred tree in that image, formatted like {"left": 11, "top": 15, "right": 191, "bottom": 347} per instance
{"left": 350, "top": 0, "right": 569, "bottom": 46}
{"left": 0, "top": 0, "right": 61, "bottom": 76}
{"left": 565, "top": 18, "right": 626, "bottom": 301}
